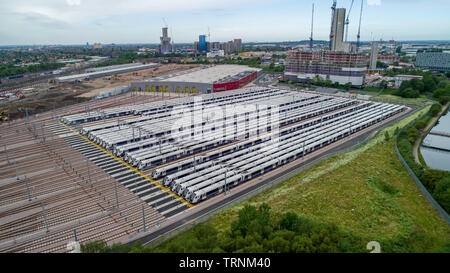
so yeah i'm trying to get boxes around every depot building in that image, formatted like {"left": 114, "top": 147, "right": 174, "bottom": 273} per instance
{"left": 130, "top": 65, "right": 261, "bottom": 94}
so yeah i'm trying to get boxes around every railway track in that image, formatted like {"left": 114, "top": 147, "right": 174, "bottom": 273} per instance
{"left": 0, "top": 93, "right": 179, "bottom": 253}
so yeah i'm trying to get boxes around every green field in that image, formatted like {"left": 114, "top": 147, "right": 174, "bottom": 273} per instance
{"left": 377, "top": 94, "right": 428, "bottom": 103}
{"left": 153, "top": 105, "right": 450, "bottom": 252}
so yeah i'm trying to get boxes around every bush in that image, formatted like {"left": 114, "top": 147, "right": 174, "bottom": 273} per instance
{"left": 422, "top": 169, "right": 447, "bottom": 192}
{"left": 433, "top": 177, "right": 450, "bottom": 213}
{"left": 433, "top": 86, "right": 450, "bottom": 99}
{"left": 397, "top": 87, "right": 420, "bottom": 98}
{"left": 415, "top": 120, "right": 426, "bottom": 130}
{"left": 430, "top": 103, "right": 442, "bottom": 116}
{"left": 406, "top": 127, "right": 419, "bottom": 143}
{"left": 439, "top": 96, "right": 449, "bottom": 106}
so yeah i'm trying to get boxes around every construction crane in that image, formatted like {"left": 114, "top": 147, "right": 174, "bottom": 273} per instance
{"left": 207, "top": 26, "right": 211, "bottom": 44}
{"left": 309, "top": 3, "right": 315, "bottom": 50}
{"left": 356, "top": 0, "right": 364, "bottom": 52}
{"left": 344, "top": 0, "right": 355, "bottom": 42}
{"left": 329, "top": 0, "right": 337, "bottom": 50}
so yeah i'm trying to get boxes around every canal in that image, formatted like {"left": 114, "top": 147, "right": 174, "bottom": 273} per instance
{"left": 420, "top": 108, "right": 450, "bottom": 171}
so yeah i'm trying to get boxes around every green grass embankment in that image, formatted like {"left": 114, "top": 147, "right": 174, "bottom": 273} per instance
{"left": 153, "top": 105, "right": 449, "bottom": 252}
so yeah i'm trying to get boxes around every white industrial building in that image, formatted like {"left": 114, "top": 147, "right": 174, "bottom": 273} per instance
{"left": 56, "top": 63, "right": 160, "bottom": 83}
{"left": 130, "top": 65, "right": 261, "bottom": 94}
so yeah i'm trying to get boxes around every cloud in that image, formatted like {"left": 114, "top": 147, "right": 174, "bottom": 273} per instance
{"left": 66, "top": 0, "right": 81, "bottom": 6}
{"left": 367, "top": 0, "right": 381, "bottom": 5}
{"left": 1, "top": 0, "right": 274, "bottom": 23}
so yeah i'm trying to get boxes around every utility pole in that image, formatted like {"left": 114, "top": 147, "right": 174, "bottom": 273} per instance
{"left": 4, "top": 144, "right": 9, "bottom": 164}
{"left": 142, "top": 205, "right": 146, "bottom": 232}
{"left": 24, "top": 175, "right": 31, "bottom": 201}
{"left": 302, "top": 140, "right": 306, "bottom": 160}
{"left": 14, "top": 159, "right": 18, "bottom": 179}
{"left": 86, "top": 159, "right": 91, "bottom": 185}
{"left": 51, "top": 132, "right": 55, "bottom": 153}
{"left": 41, "top": 124, "right": 45, "bottom": 142}
{"left": 114, "top": 178, "right": 119, "bottom": 209}
{"left": 193, "top": 154, "right": 196, "bottom": 172}
{"left": 224, "top": 170, "right": 227, "bottom": 196}
{"left": 41, "top": 202, "right": 49, "bottom": 233}
{"left": 66, "top": 141, "right": 72, "bottom": 168}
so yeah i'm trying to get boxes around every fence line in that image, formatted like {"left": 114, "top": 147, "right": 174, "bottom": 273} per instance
{"left": 394, "top": 107, "right": 450, "bottom": 225}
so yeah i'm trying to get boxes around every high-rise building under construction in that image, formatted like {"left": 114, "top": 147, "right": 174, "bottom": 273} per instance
{"left": 331, "top": 8, "right": 345, "bottom": 51}
{"left": 284, "top": 3, "right": 366, "bottom": 87}
{"left": 331, "top": 8, "right": 354, "bottom": 52}
{"left": 159, "top": 27, "right": 173, "bottom": 54}
{"left": 284, "top": 50, "right": 367, "bottom": 87}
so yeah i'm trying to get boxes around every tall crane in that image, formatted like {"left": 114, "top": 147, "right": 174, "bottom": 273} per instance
{"left": 344, "top": 0, "right": 355, "bottom": 42}
{"left": 329, "top": 0, "right": 337, "bottom": 50}
{"left": 309, "top": 3, "right": 315, "bottom": 50}
{"left": 207, "top": 26, "right": 211, "bottom": 44}
{"left": 356, "top": 0, "right": 364, "bottom": 52}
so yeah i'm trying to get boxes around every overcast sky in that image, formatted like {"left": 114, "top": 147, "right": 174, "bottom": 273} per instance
{"left": 0, "top": 0, "right": 449, "bottom": 45}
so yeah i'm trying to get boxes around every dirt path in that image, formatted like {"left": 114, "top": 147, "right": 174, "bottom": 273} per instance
{"left": 414, "top": 102, "right": 449, "bottom": 164}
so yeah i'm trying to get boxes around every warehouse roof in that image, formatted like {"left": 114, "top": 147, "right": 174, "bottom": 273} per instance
{"left": 144, "top": 65, "right": 261, "bottom": 84}
{"left": 57, "top": 63, "right": 159, "bottom": 82}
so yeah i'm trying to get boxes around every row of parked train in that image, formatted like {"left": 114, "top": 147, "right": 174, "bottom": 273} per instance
{"left": 61, "top": 87, "right": 408, "bottom": 204}
{"left": 155, "top": 103, "right": 407, "bottom": 203}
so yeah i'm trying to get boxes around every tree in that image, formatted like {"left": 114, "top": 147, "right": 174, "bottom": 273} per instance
{"left": 439, "top": 96, "right": 449, "bottom": 106}
{"left": 415, "top": 120, "right": 426, "bottom": 130}
{"left": 81, "top": 240, "right": 108, "bottom": 253}
{"left": 430, "top": 103, "right": 442, "bottom": 116}
{"left": 433, "top": 177, "right": 450, "bottom": 213}
{"left": 266, "top": 236, "right": 290, "bottom": 253}
{"left": 406, "top": 127, "right": 419, "bottom": 143}
{"left": 433, "top": 86, "right": 450, "bottom": 99}
{"left": 422, "top": 169, "right": 447, "bottom": 192}
{"left": 398, "top": 87, "right": 420, "bottom": 98}
{"left": 384, "top": 131, "right": 390, "bottom": 142}
{"left": 278, "top": 212, "right": 300, "bottom": 231}
{"left": 376, "top": 61, "right": 388, "bottom": 69}
{"left": 409, "top": 78, "right": 425, "bottom": 93}
{"left": 344, "top": 82, "right": 351, "bottom": 91}
{"left": 437, "top": 80, "right": 448, "bottom": 89}
{"left": 423, "top": 76, "right": 437, "bottom": 92}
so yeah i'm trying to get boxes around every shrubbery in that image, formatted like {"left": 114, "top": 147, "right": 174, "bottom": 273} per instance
{"left": 397, "top": 107, "right": 450, "bottom": 214}
{"left": 430, "top": 103, "right": 442, "bottom": 116}
{"left": 0, "top": 62, "right": 65, "bottom": 78}
{"left": 434, "top": 177, "right": 450, "bottom": 212}
{"left": 81, "top": 204, "right": 368, "bottom": 253}
{"left": 391, "top": 71, "right": 449, "bottom": 101}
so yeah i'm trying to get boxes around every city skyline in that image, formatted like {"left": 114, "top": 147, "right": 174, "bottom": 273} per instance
{"left": 0, "top": 0, "right": 450, "bottom": 45}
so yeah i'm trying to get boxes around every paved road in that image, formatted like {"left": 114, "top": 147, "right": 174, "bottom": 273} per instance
{"left": 126, "top": 107, "right": 415, "bottom": 248}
